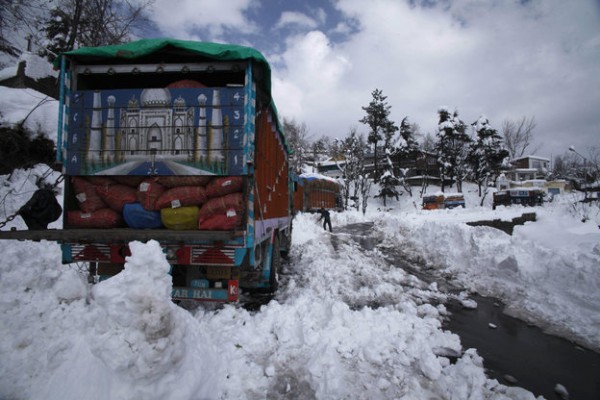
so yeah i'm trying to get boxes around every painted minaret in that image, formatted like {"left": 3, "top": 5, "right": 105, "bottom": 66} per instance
{"left": 197, "top": 94, "right": 208, "bottom": 163}
{"left": 105, "top": 95, "right": 116, "bottom": 160}
{"left": 89, "top": 91, "right": 103, "bottom": 162}
{"left": 209, "top": 89, "right": 224, "bottom": 163}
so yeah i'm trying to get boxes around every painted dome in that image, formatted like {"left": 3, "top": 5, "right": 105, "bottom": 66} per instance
{"left": 173, "top": 95, "right": 186, "bottom": 108}
{"left": 140, "top": 88, "right": 171, "bottom": 107}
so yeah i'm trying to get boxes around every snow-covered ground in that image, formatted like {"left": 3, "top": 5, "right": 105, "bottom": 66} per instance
{"left": 1, "top": 165, "right": 599, "bottom": 399}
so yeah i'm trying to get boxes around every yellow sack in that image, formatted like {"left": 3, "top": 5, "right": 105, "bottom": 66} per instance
{"left": 161, "top": 206, "right": 199, "bottom": 230}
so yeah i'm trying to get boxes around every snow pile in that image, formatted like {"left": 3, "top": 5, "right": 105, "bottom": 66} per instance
{"left": 88, "top": 240, "right": 185, "bottom": 380}
{"left": 0, "top": 86, "right": 58, "bottom": 141}
{"left": 0, "top": 238, "right": 224, "bottom": 399}
{"left": 368, "top": 199, "right": 600, "bottom": 352}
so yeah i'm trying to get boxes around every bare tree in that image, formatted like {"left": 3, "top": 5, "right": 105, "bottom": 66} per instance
{"left": 0, "top": 0, "right": 52, "bottom": 62}
{"left": 40, "top": 0, "right": 154, "bottom": 61}
{"left": 283, "top": 118, "right": 310, "bottom": 176}
{"left": 502, "top": 116, "right": 540, "bottom": 159}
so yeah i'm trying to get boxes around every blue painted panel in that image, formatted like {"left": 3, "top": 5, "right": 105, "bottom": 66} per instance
{"left": 64, "top": 87, "right": 247, "bottom": 176}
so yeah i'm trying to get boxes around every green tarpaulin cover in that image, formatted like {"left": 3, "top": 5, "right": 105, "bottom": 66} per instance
{"left": 54, "top": 38, "right": 272, "bottom": 93}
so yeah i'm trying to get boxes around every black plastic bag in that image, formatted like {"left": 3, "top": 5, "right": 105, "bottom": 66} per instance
{"left": 18, "top": 189, "right": 63, "bottom": 230}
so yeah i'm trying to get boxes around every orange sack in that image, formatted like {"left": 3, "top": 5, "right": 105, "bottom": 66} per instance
{"left": 205, "top": 176, "right": 244, "bottom": 199}
{"left": 95, "top": 184, "right": 137, "bottom": 212}
{"left": 199, "top": 210, "right": 243, "bottom": 230}
{"left": 198, "top": 192, "right": 244, "bottom": 219}
{"left": 156, "top": 186, "right": 208, "bottom": 209}
{"left": 72, "top": 177, "right": 106, "bottom": 213}
{"left": 158, "top": 176, "right": 211, "bottom": 188}
{"left": 67, "top": 208, "right": 122, "bottom": 228}
{"left": 137, "top": 178, "right": 165, "bottom": 211}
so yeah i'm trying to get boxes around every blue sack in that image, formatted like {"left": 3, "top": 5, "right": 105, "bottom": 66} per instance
{"left": 123, "top": 202, "right": 163, "bottom": 229}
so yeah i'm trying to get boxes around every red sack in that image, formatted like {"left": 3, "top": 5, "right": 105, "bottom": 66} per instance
{"left": 87, "top": 176, "right": 115, "bottom": 186}
{"left": 95, "top": 184, "right": 137, "bottom": 212}
{"left": 72, "top": 177, "right": 106, "bottom": 213}
{"left": 158, "top": 176, "right": 211, "bottom": 188}
{"left": 198, "top": 192, "right": 244, "bottom": 219}
{"left": 113, "top": 176, "right": 145, "bottom": 187}
{"left": 67, "top": 208, "right": 122, "bottom": 228}
{"left": 205, "top": 177, "right": 243, "bottom": 198}
{"left": 156, "top": 186, "right": 208, "bottom": 209}
{"left": 199, "top": 209, "right": 243, "bottom": 230}
{"left": 137, "top": 178, "right": 166, "bottom": 211}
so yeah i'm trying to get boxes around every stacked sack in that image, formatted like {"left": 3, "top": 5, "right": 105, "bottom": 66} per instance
{"left": 197, "top": 177, "right": 244, "bottom": 230}
{"left": 67, "top": 176, "right": 136, "bottom": 228}
{"left": 67, "top": 175, "right": 245, "bottom": 230}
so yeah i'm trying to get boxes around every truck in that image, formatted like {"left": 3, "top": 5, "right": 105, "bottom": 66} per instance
{"left": 422, "top": 193, "right": 465, "bottom": 210}
{"left": 292, "top": 172, "right": 342, "bottom": 213}
{"left": 0, "top": 38, "right": 292, "bottom": 302}
{"left": 493, "top": 188, "right": 544, "bottom": 209}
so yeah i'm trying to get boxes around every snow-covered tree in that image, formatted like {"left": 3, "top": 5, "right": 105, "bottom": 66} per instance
{"left": 332, "top": 129, "right": 367, "bottom": 211}
{"left": 359, "top": 89, "right": 397, "bottom": 181}
{"left": 393, "top": 117, "right": 421, "bottom": 197}
{"left": 283, "top": 118, "right": 310, "bottom": 176}
{"left": 39, "top": 0, "right": 152, "bottom": 62}
{"left": 434, "top": 107, "right": 471, "bottom": 193}
{"left": 467, "top": 116, "right": 509, "bottom": 204}
{"left": 310, "top": 135, "right": 331, "bottom": 172}
{"left": 375, "top": 152, "right": 401, "bottom": 207}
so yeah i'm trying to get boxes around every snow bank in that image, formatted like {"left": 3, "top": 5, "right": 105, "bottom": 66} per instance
{"left": 0, "top": 86, "right": 58, "bottom": 142}
{"left": 31, "top": 240, "right": 225, "bottom": 400}
{"left": 372, "top": 200, "right": 600, "bottom": 352}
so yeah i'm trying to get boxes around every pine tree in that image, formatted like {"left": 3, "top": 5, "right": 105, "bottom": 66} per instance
{"left": 468, "top": 116, "right": 509, "bottom": 203}
{"left": 434, "top": 107, "right": 471, "bottom": 192}
{"left": 359, "top": 89, "right": 397, "bottom": 182}
{"left": 375, "top": 150, "right": 401, "bottom": 207}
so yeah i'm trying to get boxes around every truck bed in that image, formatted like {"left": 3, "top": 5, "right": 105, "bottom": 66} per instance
{"left": 0, "top": 228, "right": 242, "bottom": 243}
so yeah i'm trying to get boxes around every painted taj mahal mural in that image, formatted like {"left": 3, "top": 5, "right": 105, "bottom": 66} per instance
{"left": 65, "top": 86, "right": 246, "bottom": 176}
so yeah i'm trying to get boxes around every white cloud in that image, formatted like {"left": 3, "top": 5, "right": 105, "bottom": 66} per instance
{"left": 148, "top": 0, "right": 258, "bottom": 41}
{"left": 272, "top": 31, "right": 353, "bottom": 137}
{"left": 275, "top": 11, "right": 319, "bottom": 30}
{"left": 272, "top": 0, "right": 600, "bottom": 156}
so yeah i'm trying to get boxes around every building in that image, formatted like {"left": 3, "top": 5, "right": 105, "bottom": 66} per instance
{"left": 0, "top": 53, "right": 58, "bottom": 98}
{"left": 506, "top": 155, "right": 550, "bottom": 181}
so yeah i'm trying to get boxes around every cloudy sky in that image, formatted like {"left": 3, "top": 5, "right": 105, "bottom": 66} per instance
{"left": 142, "top": 0, "right": 599, "bottom": 159}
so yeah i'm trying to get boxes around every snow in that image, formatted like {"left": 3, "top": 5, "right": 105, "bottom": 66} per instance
{"left": 2, "top": 88, "right": 599, "bottom": 399}
{"left": 0, "top": 51, "right": 58, "bottom": 141}
{"left": 0, "top": 86, "right": 59, "bottom": 142}
{"left": 0, "top": 52, "right": 57, "bottom": 81}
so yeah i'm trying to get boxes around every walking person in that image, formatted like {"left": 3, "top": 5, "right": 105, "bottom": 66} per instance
{"left": 317, "top": 207, "right": 332, "bottom": 232}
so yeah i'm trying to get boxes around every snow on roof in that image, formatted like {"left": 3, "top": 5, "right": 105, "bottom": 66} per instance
{"left": 20, "top": 52, "right": 58, "bottom": 80}
{"left": 510, "top": 155, "right": 550, "bottom": 162}
{"left": 0, "top": 52, "right": 57, "bottom": 81}
{"left": 299, "top": 172, "right": 340, "bottom": 183}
